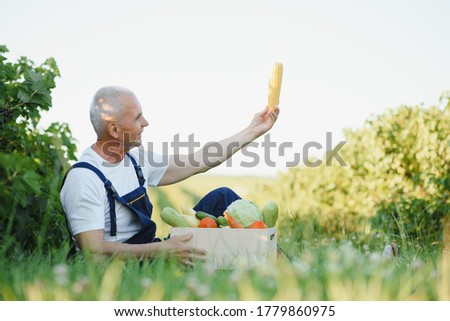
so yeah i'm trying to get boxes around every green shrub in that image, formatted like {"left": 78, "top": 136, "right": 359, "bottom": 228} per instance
{"left": 252, "top": 94, "right": 450, "bottom": 245}
{"left": 0, "top": 45, "right": 77, "bottom": 256}
{"left": 372, "top": 174, "right": 450, "bottom": 249}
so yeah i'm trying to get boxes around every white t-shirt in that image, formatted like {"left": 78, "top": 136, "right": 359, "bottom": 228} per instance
{"left": 60, "top": 146, "right": 168, "bottom": 243}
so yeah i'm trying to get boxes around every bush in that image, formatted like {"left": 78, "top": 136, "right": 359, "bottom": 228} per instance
{"left": 0, "top": 45, "right": 77, "bottom": 256}
{"left": 252, "top": 94, "right": 450, "bottom": 245}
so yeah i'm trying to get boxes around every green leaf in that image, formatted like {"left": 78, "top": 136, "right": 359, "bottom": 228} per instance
{"left": 5, "top": 63, "right": 18, "bottom": 80}
{"left": 30, "top": 93, "right": 52, "bottom": 109}
{"left": 31, "top": 79, "right": 48, "bottom": 94}
{"left": 11, "top": 179, "right": 27, "bottom": 207}
{"left": 17, "top": 89, "right": 31, "bottom": 103}
{"left": 41, "top": 57, "right": 60, "bottom": 76}
{"left": 24, "top": 70, "right": 42, "bottom": 83}
{"left": 22, "top": 170, "right": 41, "bottom": 194}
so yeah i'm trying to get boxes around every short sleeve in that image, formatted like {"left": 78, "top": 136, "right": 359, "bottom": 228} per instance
{"left": 60, "top": 168, "right": 107, "bottom": 236}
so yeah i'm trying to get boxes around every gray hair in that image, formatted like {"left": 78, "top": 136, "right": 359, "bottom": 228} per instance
{"left": 89, "top": 86, "right": 135, "bottom": 136}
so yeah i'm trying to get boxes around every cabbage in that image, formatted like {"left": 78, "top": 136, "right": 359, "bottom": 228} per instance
{"left": 225, "top": 200, "right": 262, "bottom": 227}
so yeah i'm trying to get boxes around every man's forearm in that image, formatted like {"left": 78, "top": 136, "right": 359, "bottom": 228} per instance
{"left": 76, "top": 231, "right": 164, "bottom": 259}
{"left": 192, "top": 126, "right": 257, "bottom": 172}
{"left": 98, "top": 240, "right": 163, "bottom": 259}
{"left": 159, "top": 126, "right": 257, "bottom": 185}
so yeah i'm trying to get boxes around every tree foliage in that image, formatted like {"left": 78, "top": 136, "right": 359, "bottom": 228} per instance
{"left": 252, "top": 95, "right": 450, "bottom": 247}
{"left": 0, "top": 45, "right": 77, "bottom": 256}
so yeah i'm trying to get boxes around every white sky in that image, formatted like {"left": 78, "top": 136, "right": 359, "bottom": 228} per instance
{"left": 1, "top": 0, "right": 449, "bottom": 177}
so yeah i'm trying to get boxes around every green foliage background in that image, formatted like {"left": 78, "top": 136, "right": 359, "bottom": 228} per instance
{"left": 250, "top": 96, "right": 450, "bottom": 249}
{"left": 0, "top": 44, "right": 448, "bottom": 260}
{"left": 0, "top": 45, "right": 77, "bottom": 256}
{"left": 0, "top": 45, "right": 449, "bottom": 301}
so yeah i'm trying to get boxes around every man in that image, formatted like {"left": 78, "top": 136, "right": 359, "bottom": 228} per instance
{"left": 61, "top": 86, "right": 279, "bottom": 266}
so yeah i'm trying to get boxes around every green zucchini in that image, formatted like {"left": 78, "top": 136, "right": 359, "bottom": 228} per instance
{"left": 262, "top": 201, "right": 278, "bottom": 228}
{"left": 161, "top": 207, "right": 191, "bottom": 227}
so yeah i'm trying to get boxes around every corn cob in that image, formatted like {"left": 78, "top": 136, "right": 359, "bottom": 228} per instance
{"left": 182, "top": 214, "right": 200, "bottom": 227}
{"left": 181, "top": 204, "right": 196, "bottom": 216}
{"left": 268, "top": 62, "right": 283, "bottom": 111}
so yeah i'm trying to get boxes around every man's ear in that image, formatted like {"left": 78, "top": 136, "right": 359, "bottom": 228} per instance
{"left": 107, "top": 122, "right": 120, "bottom": 139}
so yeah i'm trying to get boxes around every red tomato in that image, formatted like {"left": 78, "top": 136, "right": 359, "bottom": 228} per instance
{"left": 198, "top": 217, "right": 217, "bottom": 228}
{"left": 248, "top": 221, "right": 268, "bottom": 229}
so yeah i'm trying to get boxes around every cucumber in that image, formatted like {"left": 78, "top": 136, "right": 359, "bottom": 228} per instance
{"left": 195, "top": 211, "right": 218, "bottom": 223}
{"left": 160, "top": 207, "right": 191, "bottom": 227}
{"left": 262, "top": 201, "right": 278, "bottom": 228}
{"left": 217, "top": 216, "right": 229, "bottom": 227}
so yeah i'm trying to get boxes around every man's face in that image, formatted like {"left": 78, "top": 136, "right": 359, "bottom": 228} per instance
{"left": 116, "top": 94, "right": 149, "bottom": 148}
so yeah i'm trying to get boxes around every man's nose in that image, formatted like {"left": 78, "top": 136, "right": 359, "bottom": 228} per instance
{"left": 142, "top": 116, "right": 149, "bottom": 127}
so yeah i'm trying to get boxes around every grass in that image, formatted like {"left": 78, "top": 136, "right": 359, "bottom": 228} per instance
{"left": 0, "top": 174, "right": 449, "bottom": 301}
{"left": 0, "top": 235, "right": 448, "bottom": 300}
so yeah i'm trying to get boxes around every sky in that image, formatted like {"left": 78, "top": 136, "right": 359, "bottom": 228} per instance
{"left": 1, "top": 0, "right": 449, "bottom": 177}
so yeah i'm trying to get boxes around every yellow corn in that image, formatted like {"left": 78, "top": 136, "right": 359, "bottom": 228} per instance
{"left": 268, "top": 62, "right": 283, "bottom": 111}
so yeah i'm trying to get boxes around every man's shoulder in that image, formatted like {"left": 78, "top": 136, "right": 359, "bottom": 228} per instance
{"left": 64, "top": 147, "right": 106, "bottom": 186}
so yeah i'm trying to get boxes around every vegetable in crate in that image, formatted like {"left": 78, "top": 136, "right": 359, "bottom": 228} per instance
{"left": 182, "top": 214, "right": 200, "bottom": 227}
{"left": 217, "top": 216, "right": 229, "bottom": 228}
{"left": 160, "top": 207, "right": 191, "bottom": 227}
{"left": 195, "top": 211, "right": 218, "bottom": 223}
{"left": 224, "top": 212, "right": 244, "bottom": 228}
{"left": 198, "top": 217, "right": 218, "bottom": 228}
{"left": 248, "top": 221, "right": 268, "bottom": 229}
{"left": 225, "top": 199, "right": 263, "bottom": 228}
{"left": 262, "top": 201, "right": 278, "bottom": 228}
{"left": 181, "top": 205, "right": 196, "bottom": 216}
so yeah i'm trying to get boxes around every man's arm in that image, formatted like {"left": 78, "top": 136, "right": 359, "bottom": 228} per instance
{"left": 76, "top": 230, "right": 206, "bottom": 266}
{"left": 158, "top": 106, "right": 279, "bottom": 186}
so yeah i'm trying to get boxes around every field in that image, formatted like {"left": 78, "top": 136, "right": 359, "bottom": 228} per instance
{"left": 1, "top": 47, "right": 449, "bottom": 303}
{"left": 1, "top": 174, "right": 448, "bottom": 301}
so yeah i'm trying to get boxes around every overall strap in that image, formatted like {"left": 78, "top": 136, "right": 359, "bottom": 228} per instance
{"left": 71, "top": 162, "right": 120, "bottom": 236}
{"left": 126, "top": 153, "right": 146, "bottom": 187}
{"left": 64, "top": 156, "right": 146, "bottom": 237}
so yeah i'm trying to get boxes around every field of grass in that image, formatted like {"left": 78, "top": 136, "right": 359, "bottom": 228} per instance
{"left": 0, "top": 174, "right": 449, "bottom": 301}
{"left": 0, "top": 237, "right": 448, "bottom": 301}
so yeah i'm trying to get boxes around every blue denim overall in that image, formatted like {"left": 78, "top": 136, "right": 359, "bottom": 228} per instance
{"left": 62, "top": 153, "right": 159, "bottom": 258}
